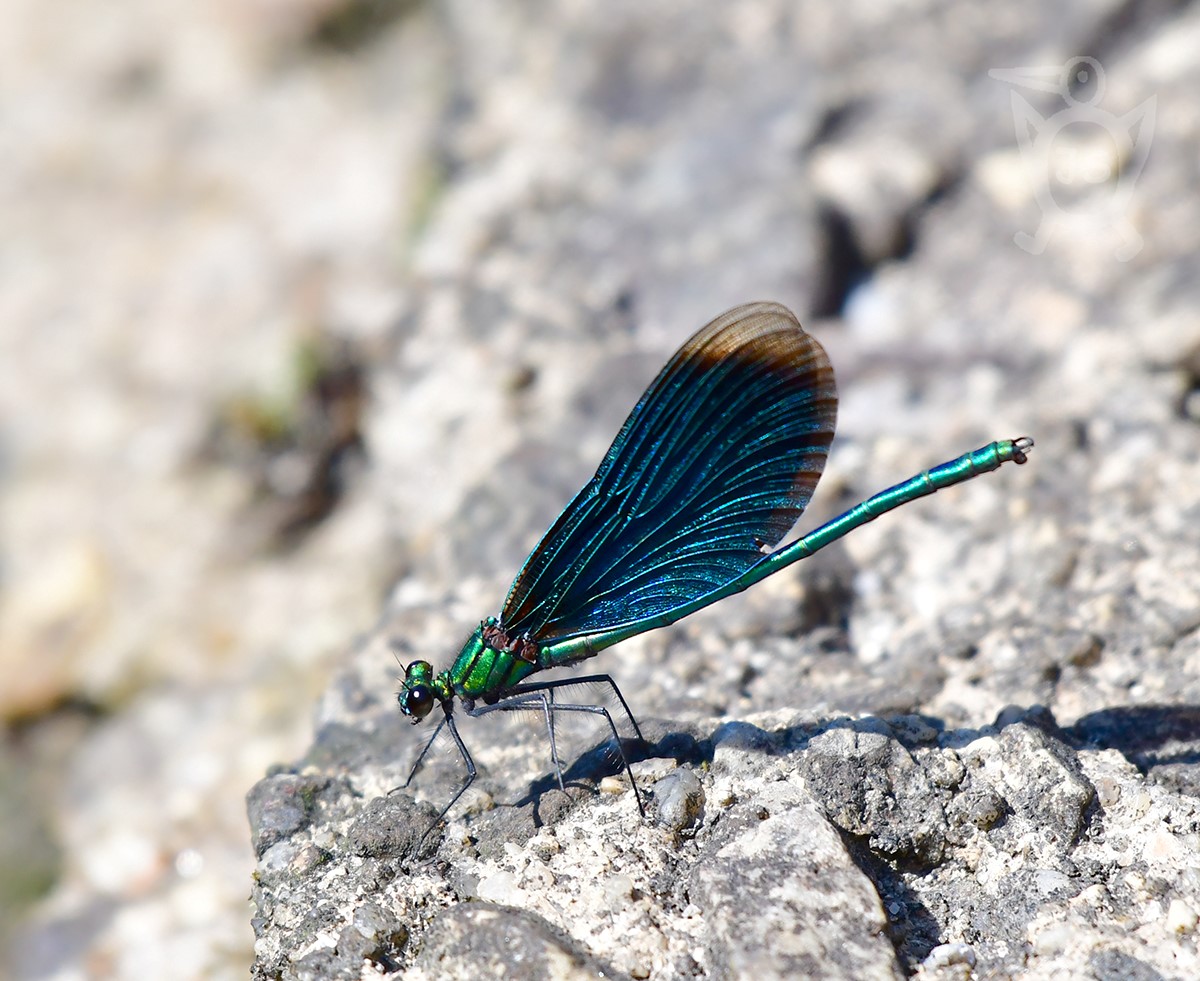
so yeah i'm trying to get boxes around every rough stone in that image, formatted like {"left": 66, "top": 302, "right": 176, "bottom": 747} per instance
{"left": 411, "top": 904, "right": 628, "bottom": 981}
{"left": 8, "top": 2, "right": 1200, "bottom": 980}
{"left": 652, "top": 767, "right": 706, "bottom": 834}
{"left": 689, "top": 784, "right": 904, "bottom": 981}
{"left": 802, "top": 720, "right": 949, "bottom": 866}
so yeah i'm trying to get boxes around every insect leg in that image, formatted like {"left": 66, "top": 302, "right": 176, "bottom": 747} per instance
{"left": 414, "top": 708, "right": 478, "bottom": 848}
{"left": 467, "top": 692, "right": 568, "bottom": 792}
{"left": 463, "top": 679, "right": 646, "bottom": 815}
{"left": 504, "top": 674, "right": 644, "bottom": 742}
{"left": 537, "top": 699, "right": 646, "bottom": 817}
{"left": 477, "top": 682, "right": 645, "bottom": 816}
{"left": 401, "top": 715, "right": 446, "bottom": 789}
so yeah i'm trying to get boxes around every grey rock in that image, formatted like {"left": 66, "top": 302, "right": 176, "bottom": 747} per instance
{"left": 347, "top": 794, "right": 437, "bottom": 860}
{"left": 246, "top": 774, "right": 327, "bottom": 859}
{"left": 945, "top": 783, "right": 1006, "bottom": 834}
{"left": 1089, "top": 949, "right": 1166, "bottom": 981}
{"left": 802, "top": 719, "right": 948, "bottom": 865}
{"left": 411, "top": 903, "right": 628, "bottom": 980}
{"left": 8, "top": 0, "right": 1200, "bottom": 977}
{"left": 995, "top": 718, "right": 1096, "bottom": 846}
{"left": 1071, "top": 704, "right": 1200, "bottom": 796}
{"left": 689, "top": 784, "right": 904, "bottom": 981}
{"left": 241, "top": 0, "right": 1200, "bottom": 964}
{"left": 653, "top": 766, "right": 705, "bottom": 833}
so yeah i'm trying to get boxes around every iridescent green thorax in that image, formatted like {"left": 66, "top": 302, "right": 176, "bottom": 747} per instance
{"left": 446, "top": 618, "right": 540, "bottom": 701}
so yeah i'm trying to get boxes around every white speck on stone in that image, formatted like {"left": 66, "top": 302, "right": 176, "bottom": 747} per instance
{"left": 1032, "top": 923, "right": 1074, "bottom": 955}
{"left": 528, "top": 831, "right": 560, "bottom": 859}
{"left": 1035, "top": 868, "right": 1072, "bottom": 895}
{"left": 1167, "top": 899, "right": 1199, "bottom": 933}
{"left": 1095, "top": 776, "right": 1121, "bottom": 807}
{"left": 521, "top": 858, "right": 555, "bottom": 890}
{"left": 476, "top": 870, "right": 521, "bottom": 904}
{"left": 923, "top": 942, "right": 977, "bottom": 970}
{"left": 1143, "top": 827, "right": 1183, "bottom": 864}
{"left": 599, "top": 775, "right": 626, "bottom": 795}
{"left": 604, "top": 874, "right": 634, "bottom": 907}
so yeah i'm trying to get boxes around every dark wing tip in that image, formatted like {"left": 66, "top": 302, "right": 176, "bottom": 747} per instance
{"left": 500, "top": 301, "right": 838, "bottom": 640}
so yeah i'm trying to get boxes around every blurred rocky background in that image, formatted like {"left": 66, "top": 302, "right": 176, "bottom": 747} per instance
{"left": 4, "top": 1, "right": 1200, "bottom": 980}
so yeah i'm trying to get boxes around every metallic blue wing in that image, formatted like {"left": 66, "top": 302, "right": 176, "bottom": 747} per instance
{"left": 499, "top": 302, "right": 837, "bottom": 644}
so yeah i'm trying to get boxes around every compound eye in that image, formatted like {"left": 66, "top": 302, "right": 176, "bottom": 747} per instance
{"left": 403, "top": 684, "right": 434, "bottom": 720}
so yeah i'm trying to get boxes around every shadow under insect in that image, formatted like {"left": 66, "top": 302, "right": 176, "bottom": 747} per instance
{"left": 511, "top": 717, "right": 715, "bottom": 818}
{"left": 398, "top": 678, "right": 716, "bottom": 837}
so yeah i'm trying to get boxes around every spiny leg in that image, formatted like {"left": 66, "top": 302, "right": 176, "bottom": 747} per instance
{"left": 511, "top": 675, "right": 645, "bottom": 810}
{"left": 501, "top": 674, "right": 645, "bottom": 742}
{"left": 541, "top": 700, "right": 646, "bottom": 817}
{"left": 546, "top": 689, "right": 561, "bottom": 788}
{"left": 467, "top": 691, "right": 567, "bottom": 792}
{"left": 394, "top": 705, "right": 480, "bottom": 851}
{"left": 466, "top": 693, "right": 565, "bottom": 789}
{"left": 413, "top": 708, "right": 478, "bottom": 849}
{"left": 471, "top": 673, "right": 644, "bottom": 797}
{"left": 468, "top": 691, "right": 645, "bottom": 816}
{"left": 400, "top": 715, "right": 446, "bottom": 790}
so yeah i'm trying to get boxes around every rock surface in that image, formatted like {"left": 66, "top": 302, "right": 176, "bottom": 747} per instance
{"left": 6, "top": 1, "right": 1200, "bottom": 980}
